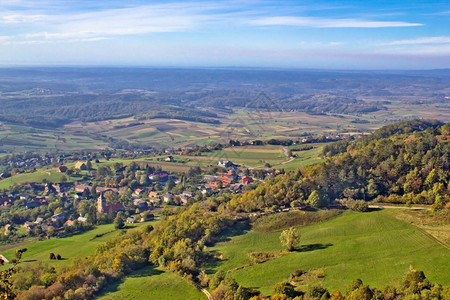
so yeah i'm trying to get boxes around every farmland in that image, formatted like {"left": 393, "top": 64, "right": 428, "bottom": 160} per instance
{"left": 209, "top": 209, "right": 450, "bottom": 295}
{"left": 0, "top": 100, "right": 448, "bottom": 153}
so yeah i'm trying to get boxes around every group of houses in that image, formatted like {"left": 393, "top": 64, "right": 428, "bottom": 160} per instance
{"left": 1, "top": 158, "right": 264, "bottom": 237}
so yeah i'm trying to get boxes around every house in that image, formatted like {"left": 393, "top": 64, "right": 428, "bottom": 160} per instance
{"left": 206, "top": 182, "right": 219, "bottom": 190}
{"left": 218, "top": 160, "right": 235, "bottom": 168}
{"left": 96, "top": 187, "right": 119, "bottom": 193}
{"left": 140, "top": 212, "right": 154, "bottom": 222}
{"left": 149, "top": 171, "right": 169, "bottom": 181}
{"left": 204, "top": 175, "right": 220, "bottom": 182}
{"left": 0, "top": 197, "right": 11, "bottom": 206}
{"left": 232, "top": 183, "right": 243, "bottom": 193}
{"left": 20, "top": 194, "right": 30, "bottom": 201}
{"left": 65, "top": 220, "right": 74, "bottom": 226}
{"left": 74, "top": 161, "right": 87, "bottom": 170}
{"left": 23, "top": 221, "right": 36, "bottom": 232}
{"left": 165, "top": 156, "right": 174, "bottom": 162}
{"left": 148, "top": 191, "right": 160, "bottom": 198}
{"left": 26, "top": 201, "right": 41, "bottom": 209}
{"left": 134, "top": 188, "right": 148, "bottom": 197}
{"left": 149, "top": 197, "right": 160, "bottom": 204}
{"left": 163, "top": 193, "right": 174, "bottom": 202}
{"left": 51, "top": 213, "right": 66, "bottom": 222}
{"left": 182, "top": 191, "right": 195, "bottom": 198}
{"left": 35, "top": 217, "right": 44, "bottom": 224}
{"left": 45, "top": 183, "right": 57, "bottom": 194}
{"left": 57, "top": 166, "right": 68, "bottom": 173}
{"left": 0, "top": 254, "right": 9, "bottom": 263}
{"left": 126, "top": 217, "right": 135, "bottom": 224}
{"left": 242, "top": 176, "right": 254, "bottom": 185}
{"left": 202, "top": 187, "right": 212, "bottom": 194}
{"left": 77, "top": 216, "right": 87, "bottom": 223}
{"left": 75, "top": 184, "right": 92, "bottom": 193}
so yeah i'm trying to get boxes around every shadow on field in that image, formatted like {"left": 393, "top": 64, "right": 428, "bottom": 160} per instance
{"left": 295, "top": 243, "right": 333, "bottom": 252}
{"left": 214, "top": 220, "right": 251, "bottom": 243}
{"left": 368, "top": 207, "right": 382, "bottom": 212}
{"left": 96, "top": 265, "right": 163, "bottom": 297}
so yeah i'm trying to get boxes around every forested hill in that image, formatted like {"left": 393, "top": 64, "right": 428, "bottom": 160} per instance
{"left": 231, "top": 120, "right": 449, "bottom": 212}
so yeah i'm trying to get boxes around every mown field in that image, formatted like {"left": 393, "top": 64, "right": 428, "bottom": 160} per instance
{"left": 97, "top": 266, "right": 204, "bottom": 300}
{"left": 210, "top": 209, "right": 450, "bottom": 295}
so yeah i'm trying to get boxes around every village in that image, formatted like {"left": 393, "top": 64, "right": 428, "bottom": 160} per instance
{"left": 0, "top": 158, "right": 279, "bottom": 242}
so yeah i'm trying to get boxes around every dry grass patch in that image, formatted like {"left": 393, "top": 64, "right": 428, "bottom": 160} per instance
{"left": 392, "top": 210, "right": 450, "bottom": 248}
{"left": 252, "top": 209, "right": 342, "bottom": 233}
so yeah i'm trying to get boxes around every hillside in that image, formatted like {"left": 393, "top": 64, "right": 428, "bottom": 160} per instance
{"left": 4, "top": 120, "right": 450, "bottom": 299}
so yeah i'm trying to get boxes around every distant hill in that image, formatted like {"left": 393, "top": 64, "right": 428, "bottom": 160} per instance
{"left": 0, "top": 68, "right": 448, "bottom": 128}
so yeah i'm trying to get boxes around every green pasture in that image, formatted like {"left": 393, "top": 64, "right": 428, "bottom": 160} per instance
{"left": 97, "top": 266, "right": 204, "bottom": 300}
{"left": 1, "top": 221, "right": 155, "bottom": 268}
{"left": 204, "top": 146, "right": 287, "bottom": 167}
{"left": 211, "top": 209, "right": 450, "bottom": 295}
{"left": 279, "top": 146, "right": 324, "bottom": 171}
{"left": 0, "top": 168, "right": 87, "bottom": 190}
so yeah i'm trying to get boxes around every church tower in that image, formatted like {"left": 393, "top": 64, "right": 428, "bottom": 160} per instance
{"left": 97, "top": 192, "right": 105, "bottom": 213}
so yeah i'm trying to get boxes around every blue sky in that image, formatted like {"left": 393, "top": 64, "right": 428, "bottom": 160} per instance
{"left": 0, "top": 0, "right": 449, "bottom": 69}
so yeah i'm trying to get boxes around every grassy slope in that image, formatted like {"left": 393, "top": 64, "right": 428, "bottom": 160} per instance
{"left": 97, "top": 266, "right": 205, "bottom": 300}
{"left": 0, "top": 221, "right": 156, "bottom": 268}
{"left": 211, "top": 209, "right": 450, "bottom": 295}
{"left": 279, "top": 146, "right": 324, "bottom": 171}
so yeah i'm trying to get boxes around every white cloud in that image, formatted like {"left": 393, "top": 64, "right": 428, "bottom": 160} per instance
{"left": 1, "top": 2, "right": 224, "bottom": 44}
{"left": 249, "top": 16, "right": 422, "bottom": 28}
{"left": 382, "top": 36, "right": 450, "bottom": 45}
{"left": 0, "top": 13, "right": 48, "bottom": 24}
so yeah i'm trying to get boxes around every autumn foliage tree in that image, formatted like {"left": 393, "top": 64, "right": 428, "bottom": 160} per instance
{"left": 280, "top": 227, "right": 300, "bottom": 251}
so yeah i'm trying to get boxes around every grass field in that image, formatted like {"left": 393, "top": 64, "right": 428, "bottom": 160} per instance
{"left": 0, "top": 167, "right": 86, "bottom": 190}
{"left": 0, "top": 221, "right": 157, "bottom": 268}
{"left": 204, "top": 145, "right": 287, "bottom": 167}
{"left": 280, "top": 146, "right": 324, "bottom": 171}
{"left": 97, "top": 266, "right": 205, "bottom": 300}
{"left": 210, "top": 209, "right": 450, "bottom": 295}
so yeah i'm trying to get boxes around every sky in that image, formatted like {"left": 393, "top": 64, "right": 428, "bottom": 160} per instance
{"left": 0, "top": 0, "right": 449, "bottom": 69}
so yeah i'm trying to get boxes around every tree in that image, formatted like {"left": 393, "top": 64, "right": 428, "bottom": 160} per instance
{"left": 139, "top": 174, "right": 149, "bottom": 186}
{"left": 86, "top": 160, "right": 92, "bottom": 170}
{"left": 60, "top": 175, "right": 67, "bottom": 183}
{"left": 307, "top": 190, "right": 321, "bottom": 208}
{"left": 280, "top": 227, "right": 300, "bottom": 251}
{"left": 0, "top": 248, "right": 27, "bottom": 299}
{"left": 273, "top": 281, "right": 296, "bottom": 298}
{"left": 114, "top": 212, "right": 125, "bottom": 229}
{"left": 166, "top": 177, "right": 175, "bottom": 191}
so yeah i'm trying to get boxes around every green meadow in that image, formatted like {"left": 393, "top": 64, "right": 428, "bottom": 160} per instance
{"left": 0, "top": 221, "right": 157, "bottom": 268}
{"left": 97, "top": 266, "right": 204, "bottom": 300}
{"left": 210, "top": 209, "right": 450, "bottom": 295}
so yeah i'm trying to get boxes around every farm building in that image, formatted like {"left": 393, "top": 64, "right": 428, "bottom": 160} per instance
{"left": 74, "top": 161, "right": 87, "bottom": 170}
